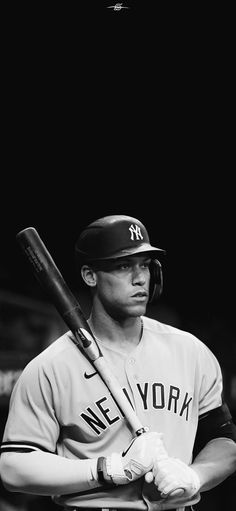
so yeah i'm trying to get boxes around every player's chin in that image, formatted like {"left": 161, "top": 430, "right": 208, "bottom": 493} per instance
{"left": 127, "top": 302, "right": 147, "bottom": 316}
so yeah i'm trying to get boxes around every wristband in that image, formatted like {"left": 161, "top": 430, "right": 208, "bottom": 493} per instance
{"left": 97, "top": 457, "right": 106, "bottom": 483}
{"left": 97, "top": 457, "right": 113, "bottom": 485}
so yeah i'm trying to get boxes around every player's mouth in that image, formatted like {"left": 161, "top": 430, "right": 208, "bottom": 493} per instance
{"left": 131, "top": 291, "right": 148, "bottom": 301}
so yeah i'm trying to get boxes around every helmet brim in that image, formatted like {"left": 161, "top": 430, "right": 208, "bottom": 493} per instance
{"left": 85, "top": 243, "right": 165, "bottom": 261}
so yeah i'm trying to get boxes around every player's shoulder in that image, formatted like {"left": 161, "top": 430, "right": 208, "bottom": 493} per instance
{"left": 142, "top": 316, "right": 221, "bottom": 367}
{"left": 143, "top": 315, "right": 191, "bottom": 337}
{"left": 21, "top": 331, "right": 76, "bottom": 374}
{"left": 38, "top": 330, "right": 75, "bottom": 357}
{"left": 142, "top": 315, "right": 207, "bottom": 349}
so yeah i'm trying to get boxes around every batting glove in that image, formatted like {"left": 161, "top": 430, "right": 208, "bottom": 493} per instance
{"left": 99, "top": 432, "right": 169, "bottom": 485}
{"left": 152, "top": 457, "right": 201, "bottom": 499}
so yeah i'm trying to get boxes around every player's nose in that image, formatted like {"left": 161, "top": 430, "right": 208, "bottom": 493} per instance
{"left": 131, "top": 266, "right": 146, "bottom": 285}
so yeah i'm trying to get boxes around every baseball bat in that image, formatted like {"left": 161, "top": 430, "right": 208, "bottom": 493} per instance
{"left": 16, "top": 227, "right": 184, "bottom": 497}
{"left": 16, "top": 227, "right": 147, "bottom": 436}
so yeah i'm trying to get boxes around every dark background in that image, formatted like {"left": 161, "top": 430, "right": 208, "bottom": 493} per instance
{"left": 1, "top": 1, "right": 235, "bottom": 510}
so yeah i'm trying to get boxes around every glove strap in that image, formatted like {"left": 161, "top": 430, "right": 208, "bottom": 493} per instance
{"left": 106, "top": 452, "right": 133, "bottom": 484}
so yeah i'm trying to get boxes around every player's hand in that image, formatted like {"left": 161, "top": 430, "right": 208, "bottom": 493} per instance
{"left": 105, "top": 432, "right": 168, "bottom": 485}
{"left": 151, "top": 457, "right": 201, "bottom": 499}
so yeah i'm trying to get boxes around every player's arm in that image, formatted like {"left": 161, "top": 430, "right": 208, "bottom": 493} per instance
{"left": 0, "top": 431, "right": 166, "bottom": 495}
{"left": 191, "top": 436, "right": 236, "bottom": 492}
{"left": 190, "top": 403, "right": 236, "bottom": 491}
{"left": 0, "top": 450, "right": 99, "bottom": 495}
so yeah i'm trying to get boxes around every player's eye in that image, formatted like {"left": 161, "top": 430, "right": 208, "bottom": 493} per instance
{"left": 117, "top": 263, "right": 130, "bottom": 270}
{"left": 142, "top": 261, "right": 151, "bottom": 268}
{"left": 141, "top": 259, "right": 151, "bottom": 269}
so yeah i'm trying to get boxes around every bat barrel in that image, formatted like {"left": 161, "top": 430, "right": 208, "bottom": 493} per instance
{"left": 16, "top": 227, "right": 90, "bottom": 334}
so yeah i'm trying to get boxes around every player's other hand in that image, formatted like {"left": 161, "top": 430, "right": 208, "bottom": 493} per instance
{"left": 151, "top": 457, "right": 201, "bottom": 499}
{"left": 106, "top": 432, "right": 168, "bottom": 485}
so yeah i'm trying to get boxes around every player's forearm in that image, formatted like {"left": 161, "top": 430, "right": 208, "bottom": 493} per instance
{"left": 191, "top": 437, "right": 236, "bottom": 491}
{"left": 0, "top": 451, "right": 100, "bottom": 495}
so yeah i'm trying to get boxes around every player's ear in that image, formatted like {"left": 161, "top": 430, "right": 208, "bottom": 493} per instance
{"left": 81, "top": 265, "right": 97, "bottom": 287}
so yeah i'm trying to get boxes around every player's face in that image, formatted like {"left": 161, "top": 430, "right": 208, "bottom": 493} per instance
{"left": 93, "top": 254, "right": 151, "bottom": 319}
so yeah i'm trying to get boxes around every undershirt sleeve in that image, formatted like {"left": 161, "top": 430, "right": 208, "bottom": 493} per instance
{"left": 193, "top": 340, "right": 236, "bottom": 455}
{"left": 193, "top": 403, "right": 236, "bottom": 456}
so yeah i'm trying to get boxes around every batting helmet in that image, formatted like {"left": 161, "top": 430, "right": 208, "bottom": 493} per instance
{"left": 75, "top": 215, "right": 165, "bottom": 302}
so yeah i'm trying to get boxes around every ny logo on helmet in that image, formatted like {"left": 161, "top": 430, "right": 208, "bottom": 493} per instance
{"left": 129, "top": 224, "right": 144, "bottom": 241}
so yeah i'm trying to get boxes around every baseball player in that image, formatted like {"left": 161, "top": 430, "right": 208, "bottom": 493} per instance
{"left": 1, "top": 215, "right": 236, "bottom": 511}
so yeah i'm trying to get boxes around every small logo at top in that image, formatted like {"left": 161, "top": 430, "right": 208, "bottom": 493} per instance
{"left": 107, "top": 3, "right": 129, "bottom": 11}
{"left": 129, "top": 224, "right": 144, "bottom": 241}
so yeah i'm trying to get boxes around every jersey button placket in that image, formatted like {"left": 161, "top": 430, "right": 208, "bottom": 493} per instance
{"left": 126, "top": 357, "right": 139, "bottom": 379}
{"left": 128, "top": 357, "right": 139, "bottom": 379}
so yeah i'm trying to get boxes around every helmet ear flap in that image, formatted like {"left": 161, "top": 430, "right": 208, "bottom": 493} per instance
{"left": 149, "top": 259, "right": 163, "bottom": 303}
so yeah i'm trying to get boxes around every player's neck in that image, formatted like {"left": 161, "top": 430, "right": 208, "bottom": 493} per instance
{"left": 87, "top": 315, "right": 143, "bottom": 353}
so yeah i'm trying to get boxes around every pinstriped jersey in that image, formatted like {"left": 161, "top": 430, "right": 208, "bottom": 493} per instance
{"left": 1, "top": 316, "right": 223, "bottom": 509}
